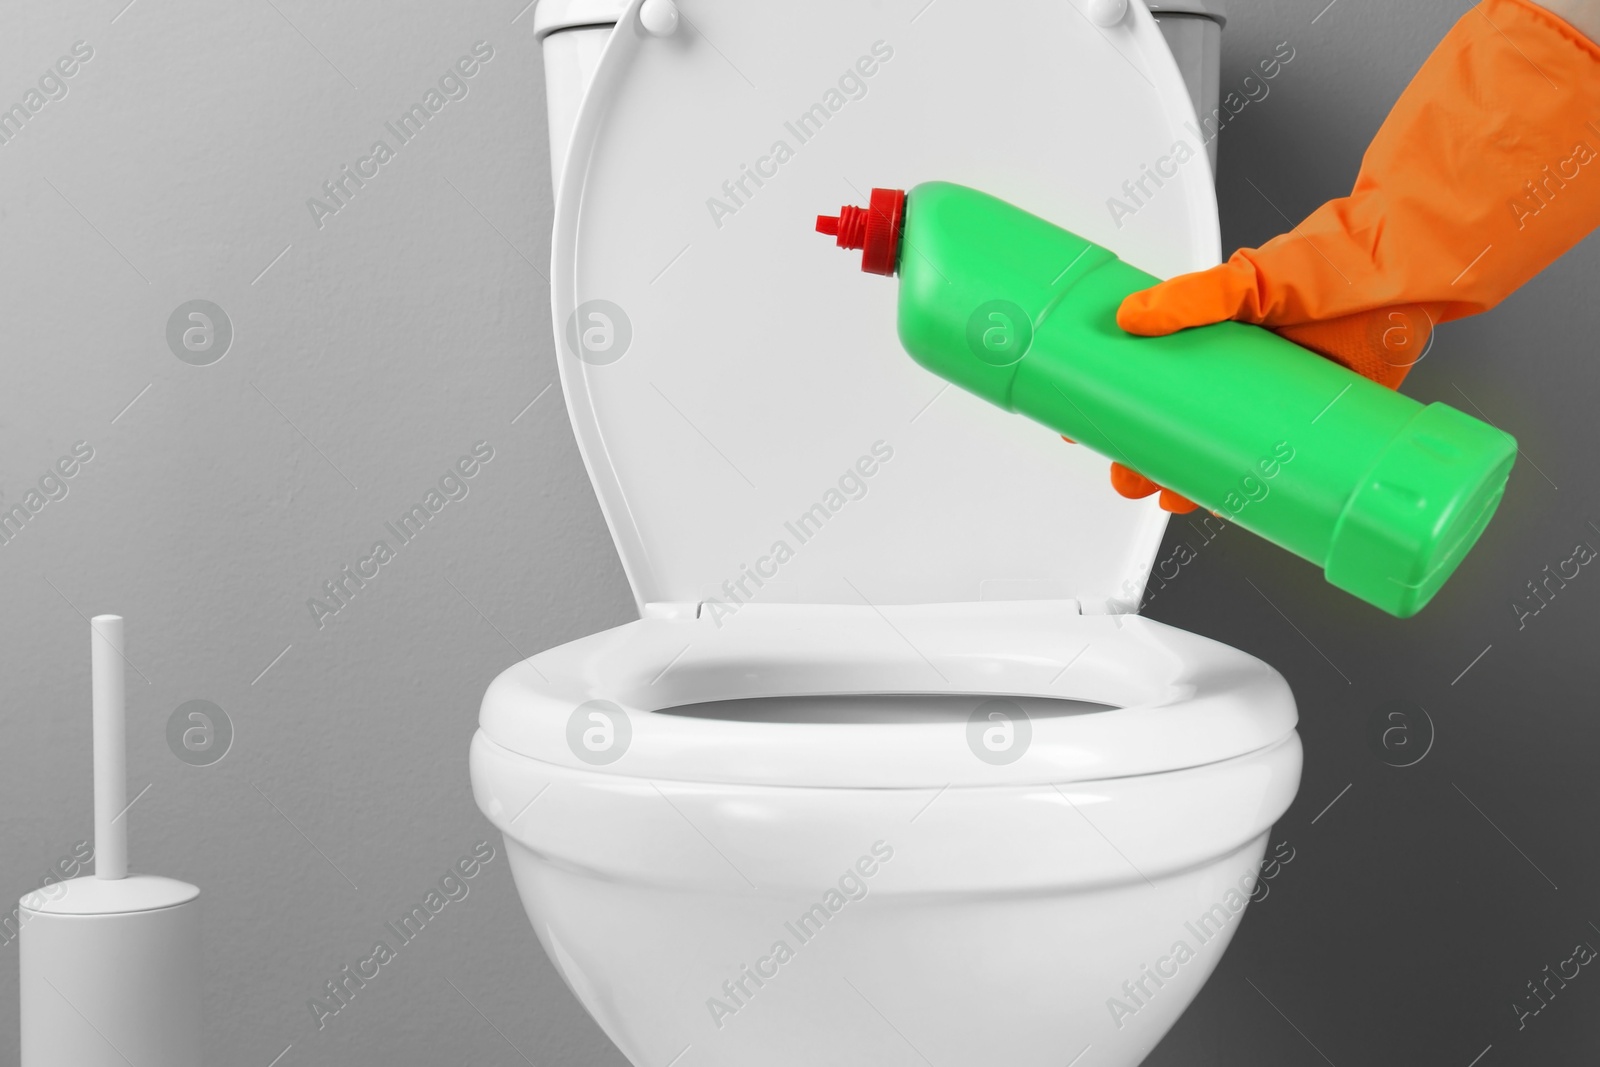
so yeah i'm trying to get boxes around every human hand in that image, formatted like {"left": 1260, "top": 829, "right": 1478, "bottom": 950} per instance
{"left": 1081, "top": 0, "right": 1600, "bottom": 515}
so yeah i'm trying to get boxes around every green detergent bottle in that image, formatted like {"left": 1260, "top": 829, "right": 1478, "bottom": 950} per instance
{"left": 815, "top": 182, "right": 1517, "bottom": 618}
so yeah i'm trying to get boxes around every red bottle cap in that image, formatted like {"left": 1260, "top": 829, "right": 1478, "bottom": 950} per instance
{"left": 816, "top": 187, "right": 906, "bottom": 276}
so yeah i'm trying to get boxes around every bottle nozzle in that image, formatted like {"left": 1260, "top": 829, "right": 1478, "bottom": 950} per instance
{"left": 815, "top": 188, "right": 906, "bottom": 276}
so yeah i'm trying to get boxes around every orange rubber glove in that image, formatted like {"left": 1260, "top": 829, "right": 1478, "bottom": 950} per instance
{"left": 1098, "top": 0, "right": 1600, "bottom": 514}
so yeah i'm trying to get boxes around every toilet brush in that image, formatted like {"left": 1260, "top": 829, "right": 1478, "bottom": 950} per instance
{"left": 18, "top": 614, "right": 204, "bottom": 1066}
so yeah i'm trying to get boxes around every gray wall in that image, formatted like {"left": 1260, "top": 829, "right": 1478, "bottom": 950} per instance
{"left": 1, "top": 1, "right": 1593, "bottom": 1064}
{"left": 1147, "top": 3, "right": 1600, "bottom": 1064}
{"left": 1, "top": 0, "right": 633, "bottom": 1063}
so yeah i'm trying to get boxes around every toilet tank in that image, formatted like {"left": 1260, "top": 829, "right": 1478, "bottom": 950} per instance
{"left": 534, "top": 0, "right": 1227, "bottom": 191}
{"left": 534, "top": 0, "right": 628, "bottom": 186}
{"left": 1149, "top": 0, "right": 1227, "bottom": 172}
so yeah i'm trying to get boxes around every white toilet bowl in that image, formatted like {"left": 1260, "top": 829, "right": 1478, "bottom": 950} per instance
{"left": 472, "top": 603, "right": 1300, "bottom": 1065}
{"left": 475, "top": 1, "right": 1297, "bottom": 1064}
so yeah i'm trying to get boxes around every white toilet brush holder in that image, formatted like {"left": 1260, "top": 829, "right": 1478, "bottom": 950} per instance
{"left": 18, "top": 614, "right": 203, "bottom": 1067}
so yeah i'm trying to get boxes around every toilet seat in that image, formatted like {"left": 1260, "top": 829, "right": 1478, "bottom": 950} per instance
{"left": 479, "top": 601, "right": 1294, "bottom": 789}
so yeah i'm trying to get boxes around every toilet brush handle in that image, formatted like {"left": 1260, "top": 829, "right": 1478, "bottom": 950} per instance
{"left": 91, "top": 614, "right": 127, "bottom": 880}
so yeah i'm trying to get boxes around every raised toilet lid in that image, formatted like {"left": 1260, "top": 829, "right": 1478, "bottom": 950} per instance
{"left": 550, "top": 0, "right": 1223, "bottom": 614}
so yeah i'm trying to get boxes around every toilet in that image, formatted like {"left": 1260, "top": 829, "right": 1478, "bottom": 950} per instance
{"left": 470, "top": 1, "right": 1302, "bottom": 1065}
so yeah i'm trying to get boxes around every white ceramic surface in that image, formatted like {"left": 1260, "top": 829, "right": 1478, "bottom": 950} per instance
{"left": 473, "top": 723, "right": 1301, "bottom": 1066}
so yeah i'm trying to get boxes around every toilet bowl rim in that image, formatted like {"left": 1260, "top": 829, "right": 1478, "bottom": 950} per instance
{"left": 477, "top": 601, "right": 1298, "bottom": 789}
{"left": 468, "top": 728, "right": 1304, "bottom": 891}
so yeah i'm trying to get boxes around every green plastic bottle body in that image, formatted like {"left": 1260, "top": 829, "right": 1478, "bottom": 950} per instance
{"left": 894, "top": 182, "right": 1517, "bottom": 617}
